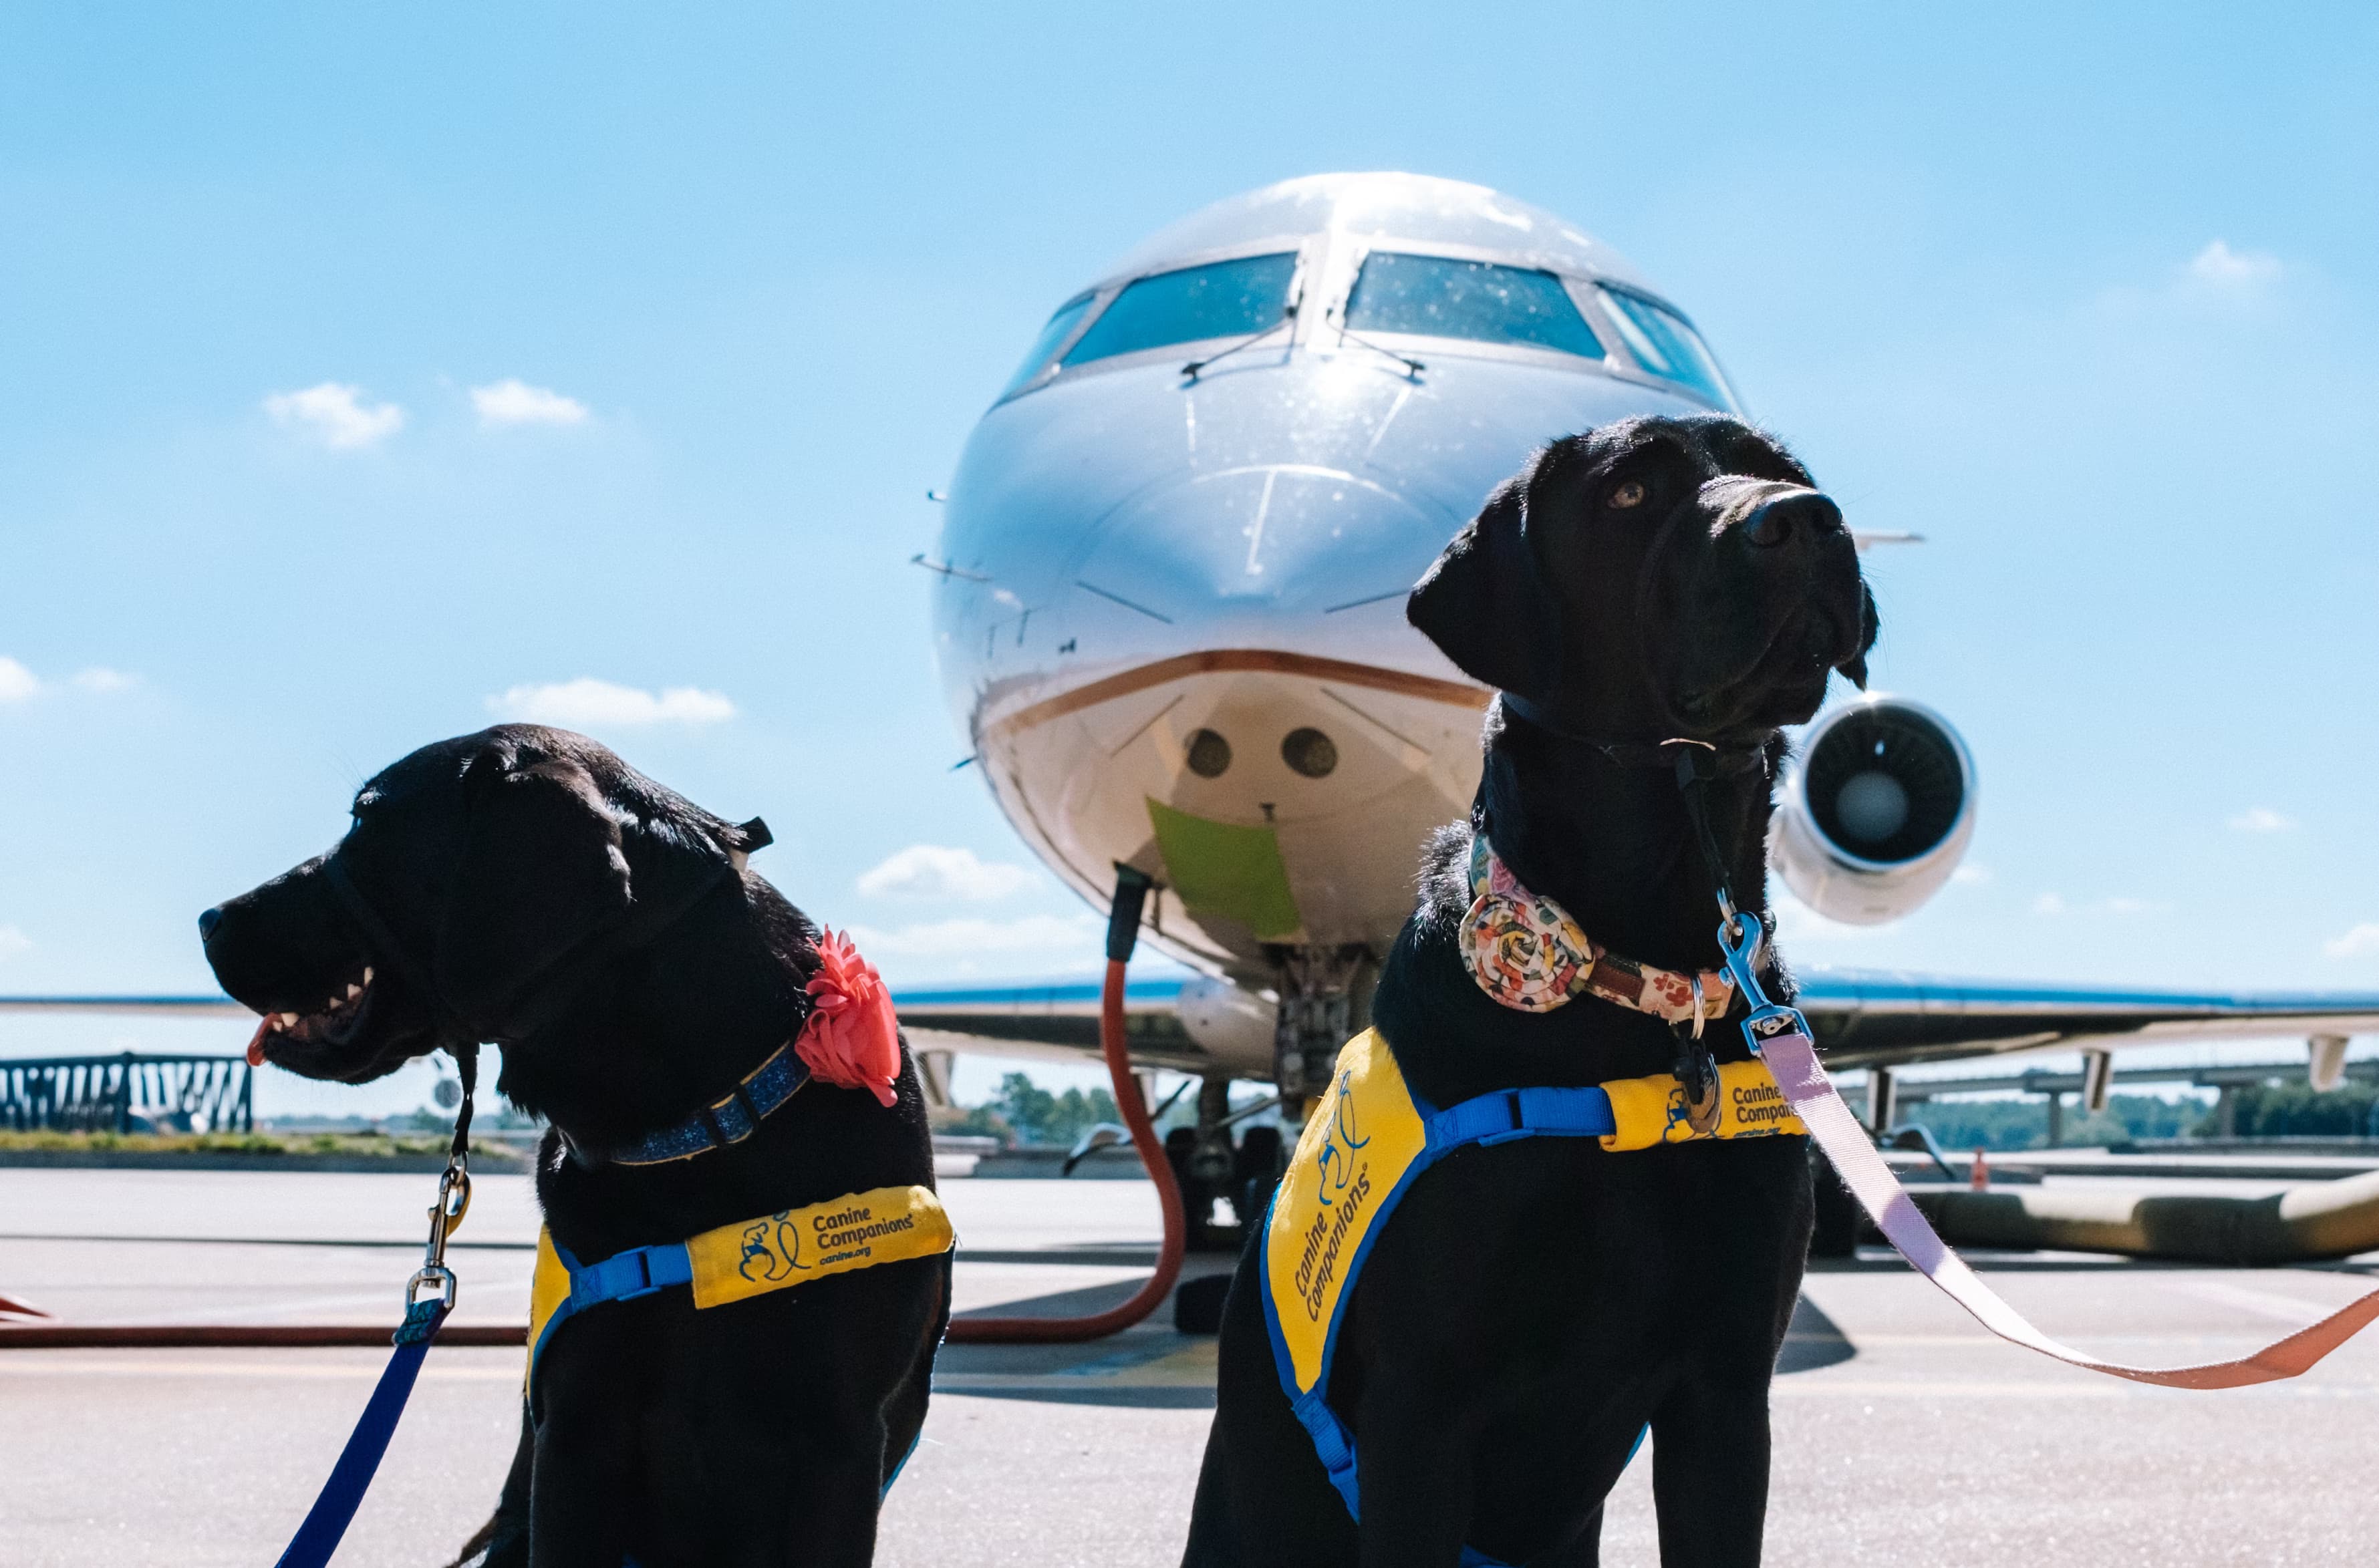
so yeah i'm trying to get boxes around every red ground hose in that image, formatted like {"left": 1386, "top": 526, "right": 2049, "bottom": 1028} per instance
{"left": 942, "top": 955, "right": 1188, "bottom": 1343}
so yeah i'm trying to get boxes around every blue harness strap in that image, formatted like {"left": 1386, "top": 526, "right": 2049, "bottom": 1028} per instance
{"left": 529, "top": 1236, "right": 698, "bottom": 1382}
{"left": 273, "top": 1297, "right": 448, "bottom": 1568}
{"left": 1263, "top": 1062, "right": 1647, "bottom": 1568}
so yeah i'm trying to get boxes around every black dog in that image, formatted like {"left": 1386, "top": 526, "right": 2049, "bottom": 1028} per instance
{"left": 200, "top": 726, "right": 947, "bottom": 1567}
{"left": 1184, "top": 416, "right": 1873, "bottom": 1567}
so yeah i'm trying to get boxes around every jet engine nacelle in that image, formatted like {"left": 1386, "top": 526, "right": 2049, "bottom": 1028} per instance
{"left": 1175, "top": 973, "right": 1277, "bottom": 1067}
{"left": 1771, "top": 697, "right": 1977, "bottom": 926}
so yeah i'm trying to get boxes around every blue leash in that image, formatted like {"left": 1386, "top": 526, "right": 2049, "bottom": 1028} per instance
{"left": 275, "top": 1049, "right": 476, "bottom": 1567}
{"left": 273, "top": 1296, "right": 451, "bottom": 1568}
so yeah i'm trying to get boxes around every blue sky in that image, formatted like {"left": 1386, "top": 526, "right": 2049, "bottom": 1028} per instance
{"left": 3, "top": 3, "right": 2376, "bottom": 1117}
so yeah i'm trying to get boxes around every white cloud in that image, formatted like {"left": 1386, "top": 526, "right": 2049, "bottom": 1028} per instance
{"left": 486, "top": 678, "right": 735, "bottom": 728}
{"left": 0, "top": 925, "right": 28, "bottom": 957}
{"left": 470, "top": 378, "right": 590, "bottom": 428}
{"left": 2105, "top": 897, "right": 2160, "bottom": 915}
{"left": 857, "top": 844, "right": 1034, "bottom": 902}
{"left": 2229, "top": 806, "right": 2293, "bottom": 834}
{"left": 1951, "top": 864, "right": 1992, "bottom": 885}
{"left": 847, "top": 913, "right": 1103, "bottom": 961}
{"left": 263, "top": 382, "right": 406, "bottom": 450}
{"left": 0, "top": 660, "right": 135, "bottom": 702}
{"left": 2033, "top": 893, "right": 2067, "bottom": 917}
{"left": 2324, "top": 923, "right": 2379, "bottom": 959}
{"left": 2185, "top": 241, "right": 2281, "bottom": 289}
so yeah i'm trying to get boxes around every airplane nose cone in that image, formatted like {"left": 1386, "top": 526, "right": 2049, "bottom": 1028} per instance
{"left": 197, "top": 906, "right": 223, "bottom": 943}
{"left": 1073, "top": 466, "right": 1453, "bottom": 625}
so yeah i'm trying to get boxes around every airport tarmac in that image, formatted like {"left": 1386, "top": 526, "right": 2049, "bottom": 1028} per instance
{"left": 3, "top": 1168, "right": 2376, "bottom": 1566}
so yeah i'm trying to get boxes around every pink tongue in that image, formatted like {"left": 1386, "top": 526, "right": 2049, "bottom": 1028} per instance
{"left": 245, "top": 1016, "right": 273, "bottom": 1067}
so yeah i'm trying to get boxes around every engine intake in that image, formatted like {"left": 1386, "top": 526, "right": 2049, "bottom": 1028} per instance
{"left": 1771, "top": 697, "right": 1976, "bottom": 925}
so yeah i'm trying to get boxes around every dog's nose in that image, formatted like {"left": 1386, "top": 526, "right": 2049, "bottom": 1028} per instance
{"left": 197, "top": 907, "right": 223, "bottom": 943}
{"left": 1742, "top": 490, "right": 1842, "bottom": 548}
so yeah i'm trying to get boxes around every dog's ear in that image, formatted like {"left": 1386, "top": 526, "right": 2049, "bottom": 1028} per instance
{"left": 433, "top": 748, "right": 632, "bottom": 1030}
{"left": 1837, "top": 582, "right": 1879, "bottom": 689}
{"left": 1406, "top": 479, "right": 1562, "bottom": 699}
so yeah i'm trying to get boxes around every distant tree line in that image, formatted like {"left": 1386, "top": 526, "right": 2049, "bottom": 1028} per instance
{"left": 1910, "top": 1085, "right": 2379, "bottom": 1151}
{"left": 2221, "top": 1081, "right": 2379, "bottom": 1139}
{"left": 933, "top": 1072, "right": 1121, "bottom": 1147}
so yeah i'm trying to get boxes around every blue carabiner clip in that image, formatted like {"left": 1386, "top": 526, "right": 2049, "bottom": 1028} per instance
{"left": 1714, "top": 909, "right": 1811, "bottom": 1058}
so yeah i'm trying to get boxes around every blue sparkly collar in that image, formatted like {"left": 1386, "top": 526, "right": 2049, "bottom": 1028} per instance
{"left": 579, "top": 1042, "right": 811, "bottom": 1168}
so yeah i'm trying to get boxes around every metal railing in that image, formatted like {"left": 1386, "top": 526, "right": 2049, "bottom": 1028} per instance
{"left": 0, "top": 1052, "right": 253, "bottom": 1135}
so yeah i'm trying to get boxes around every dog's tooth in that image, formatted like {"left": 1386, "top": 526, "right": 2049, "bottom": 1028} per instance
{"left": 346, "top": 983, "right": 362, "bottom": 999}
{"left": 278, "top": 1012, "right": 299, "bottom": 1028}
{"left": 362, "top": 967, "right": 374, "bottom": 985}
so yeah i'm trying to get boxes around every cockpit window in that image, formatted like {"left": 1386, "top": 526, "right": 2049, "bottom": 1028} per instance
{"left": 1597, "top": 287, "right": 1737, "bottom": 410}
{"left": 999, "top": 293, "right": 1095, "bottom": 398}
{"left": 1343, "top": 253, "right": 1606, "bottom": 359}
{"left": 1061, "top": 253, "right": 1299, "bottom": 367}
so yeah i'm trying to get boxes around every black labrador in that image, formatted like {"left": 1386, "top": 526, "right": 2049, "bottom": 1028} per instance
{"left": 1184, "top": 415, "right": 1874, "bottom": 1567}
{"left": 200, "top": 726, "right": 946, "bottom": 1567}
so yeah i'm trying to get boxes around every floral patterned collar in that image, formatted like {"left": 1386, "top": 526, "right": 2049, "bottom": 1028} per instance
{"left": 1457, "top": 832, "right": 1735, "bottom": 1026}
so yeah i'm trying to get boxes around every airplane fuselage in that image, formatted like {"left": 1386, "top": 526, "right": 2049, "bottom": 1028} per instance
{"left": 930, "top": 176, "right": 1735, "bottom": 1080}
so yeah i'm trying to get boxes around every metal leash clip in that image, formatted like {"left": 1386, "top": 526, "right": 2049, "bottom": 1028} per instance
{"left": 406, "top": 1157, "right": 471, "bottom": 1313}
{"left": 1671, "top": 973, "right": 1722, "bottom": 1135}
{"left": 1714, "top": 908, "right": 1808, "bottom": 1058}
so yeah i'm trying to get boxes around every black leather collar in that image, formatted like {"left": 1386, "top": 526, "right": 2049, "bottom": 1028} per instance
{"left": 1498, "top": 695, "right": 1770, "bottom": 776}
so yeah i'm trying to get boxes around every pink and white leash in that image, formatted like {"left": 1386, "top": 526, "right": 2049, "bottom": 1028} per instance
{"left": 1719, "top": 915, "right": 2379, "bottom": 1390}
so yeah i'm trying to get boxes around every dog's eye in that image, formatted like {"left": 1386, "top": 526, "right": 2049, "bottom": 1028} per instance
{"left": 1607, "top": 480, "right": 1647, "bottom": 510}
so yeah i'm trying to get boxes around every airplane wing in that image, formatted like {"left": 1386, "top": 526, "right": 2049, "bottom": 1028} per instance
{"left": 889, "top": 971, "right": 2379, "bottom": 1078}
{"left": 896, "top": 970, "right": 2379, "bottom": 1084}
{"left": 0, "top": 995, "right": 249, "bottom": 1018}
{"left": 0, "top": 985, "right": 1224, "bottom": 1071}
{"left": 1794, "top": 971, "right": 2379, "bottom": 1069}
{"left": 9, "top": 973, "right": 2377, "bottom": 1077}
{"left": 889, "top": 979, "right": 1210, "bottom": 1072}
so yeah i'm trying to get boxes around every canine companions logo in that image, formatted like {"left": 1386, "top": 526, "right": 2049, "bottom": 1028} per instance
{"left": 1314, "top": 1071, "right": 1371, "bottom": 1207}
{"left": 1293, "top": 1070, "right": 1376, "bottom": 1321}
{"left": 737, "top": 1213, "right": 809, "bottom": 1283}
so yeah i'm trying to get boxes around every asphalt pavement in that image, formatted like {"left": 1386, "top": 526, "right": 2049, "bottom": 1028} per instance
{"left": 3, "top": 1168, "right": 2375, "bottom": 1566}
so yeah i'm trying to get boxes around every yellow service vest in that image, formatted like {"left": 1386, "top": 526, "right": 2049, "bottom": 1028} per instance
{"left": 527, "top": 1183, "right": 954, "bottom": 1399}
{"left": 1262, "top": 1030, "right": 1803, "bottom": 1556}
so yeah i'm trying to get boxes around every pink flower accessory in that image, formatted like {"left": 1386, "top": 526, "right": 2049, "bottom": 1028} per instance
{"left": 796, "top": 928, "right": 901, "bottom": 1108}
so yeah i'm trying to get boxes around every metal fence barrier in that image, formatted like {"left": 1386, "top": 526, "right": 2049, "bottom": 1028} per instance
{"left": 0, "top": 1052, "right": 253, "bottom": 1135}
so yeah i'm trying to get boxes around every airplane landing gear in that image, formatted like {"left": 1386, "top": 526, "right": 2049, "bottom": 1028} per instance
{"left": 1271, "top": 943, "right": 1371, "bottom": 1111}
{"left": 1166, "top": 1074, "right": 1291, "bottom": 1253}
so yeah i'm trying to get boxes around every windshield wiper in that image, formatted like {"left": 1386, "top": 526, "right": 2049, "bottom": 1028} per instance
{"left": 1332, "top": 323, "right": 1423, "bottom": 380}
{"left": 1181, "top": 313, "right": 1296, "bottom": 383}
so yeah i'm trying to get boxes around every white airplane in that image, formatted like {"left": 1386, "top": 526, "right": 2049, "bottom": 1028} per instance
{"left": 889, "top": 172, "right": 2379, "bottom": 1187}
{"left": 8, "top": 173, "right": 2377, "bottom": 1235}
